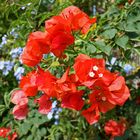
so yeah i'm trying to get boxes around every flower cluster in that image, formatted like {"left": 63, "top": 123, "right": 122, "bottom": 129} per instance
{"left": 124, "top": 64, "right": 134, "bottom": 74}
{"left": 11, "top": 6, "right": 130, "bottom": 125}
{"left": 14, "top": 67, "right": 25, "bottom": 80}
{"left": 9, "top": 28, "right": 18, "bottom": 39}
{"left": 104, "top": 118, "right": 127, "bottom": 140}
{"left": 10, "top": 47, "right": 23, "bottom": 59}
{"left": 11, "top": 54, "right": 130, "bottom": 124}
{"left": 0, "top": 59, "right": 24, "bottom": 80}
{"left": 20, "top": 6, "right": 96, "bottom": 66}
{"left": 74, "top": 54, "right": 130, "bottom": 124}
{"left": 0, "top": 127, "right": 17, "bottom": 140}
{"left": 0, "top": 61, "right": 14, "bottom": 76}
{"left": 0, "top": 34, "right": 7, "bottom": 48}
{"left": 10, "top": 47, "right": 24, "bottom": 80}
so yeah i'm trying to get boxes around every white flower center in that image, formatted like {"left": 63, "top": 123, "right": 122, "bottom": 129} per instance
{"left": 89, "top": 72, "right": 95, "bottom": 77}
{"left": 93, "top": 65, "right": 98, "bottom": 71}
{"left": 98, "top": 73, "right": 103, "bottom": 77}
{"left": 102, "top": 97, "right": 106, "bottom": 101}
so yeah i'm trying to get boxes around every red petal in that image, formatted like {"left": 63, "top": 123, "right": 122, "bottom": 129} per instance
{"left": 81, "top": 17, "right": 96, "bottom": 34}
{"left": 82, "top": 104, "right": 100, "bottom": 125}
{"left": 11, "top": 89, "right": 28, "bottom": 105}
{"left": 57, "top": 67, "right": 70, "bottom": 83}
{"left": 104, "top": 119, "right": 126, "bottom": 137}
{"left": 51, "top": 32, "right": 74, "bottom": 57}
{"left": 109, "top": 76, "right": 125, "bottom": 91}
{"left": 74, "top": 54, "right": 90, "bottom": 62}
{"left": 101, "top": 70, "right": 118, "bottom": 86}
{"left": 61, "top": 91, "right": 84, "bottom": 111}
{"left": 45, "top": 16, "right": 69, "bottom": 30}
{"left": 21, "top": 31, "right": 49, "bottom": 67}
{"left": 60, "top": 6, "right": 81, "bottom": 19}
{"left": 98, "top": 99, "right": 115, "bottom": 113}
{"left": 0, "top": 128, "right": 10, "bottom": 138}
{"left": 36, "top": 69, "right": 57, "bottom": 97}
{"left": 107, "top": 76, "right": 130, "bottom": 106}
{"left": 20, "top": 71, "right": 38, "bottom": 97}
{"left": 110, "top": 85, "right": 130, "bottom": 106}
{"left": 11, "top": 132, "right": 18, "bottom": 140}
{"left": 20, "top": 47, "right": 43, "bottom": 67}
{"left": 12, "top": 104, "right": 28, "bottom": 120}
{"left": 89, "top": 89, "right": 115, "bottom": 113}
{"left": 35, "top": 94, "right": 52, "bottom": 114}
{"left": 24, "top": 86, "right": 38, "bottom": 96}
{"left": 74, "top": 54, "right": 105, "bottom": 86}
{"left": 28, "top": 31, "right": 50, "bottom": 54}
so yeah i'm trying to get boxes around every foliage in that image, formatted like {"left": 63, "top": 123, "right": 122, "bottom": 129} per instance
{"left": 0, "top": 0, "right": 140, "bottom": 140}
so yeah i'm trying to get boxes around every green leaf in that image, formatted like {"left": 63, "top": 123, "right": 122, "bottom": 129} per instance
{"left": 0, "top": 138, "right": 8, "bottom": 140}
{"left": 27, "top": 135, "right": 34, "bottom": 140}
{"left": 0, "top": 105, "right": 5, "bottom": 115}
{"left": 134, "top": 47, "right": 140, "bottom": 56}
{"left": 115, "top": 35, "right": 129, "bottom": 49}
{"left": 94, "top": 40, "right": 112, "bottom": 55}
{"left": 34, "top": 131, "right": 41, "bottom": 140}
{"left": 19, "top": 122, "right": 32, "bottom": 136}
{"left": 4, "top": 92, "right": 10, "bottom": 107}
{"left": 136, "top": 22, "right": 140, "bottom": 33}
{"left": 102, "top": 28, "right": 117, "bottom": 39}
{"left": 40, "top": 127, "right": 47, "bottom": 137}
{"left": 124, "top": 22, "right": 137, "bottom": 32}
{"left": 132, "top": 113, "right": 140, "bottom": 135}
{"left": 136, "top": 113, "right": 140, "bottom": 125}
{"left": 31, "top": 125, "right": 37, "bottom": 135}
{"left": 86, "top": 43, "right": 96, "bottom": 54}
{"left": 0, "top": 105, "right": 5, "bottom": 110}
{"left": 50, "top": 61, "right": 60, "bottom": 67}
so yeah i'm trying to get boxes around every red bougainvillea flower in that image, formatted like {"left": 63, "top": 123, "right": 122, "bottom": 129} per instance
{"left": 61, "top": 90, "right": 84, "bottom": 111}
{"left": 104, "top": 118, "right": 127, "bottom": 140}
{"left": 80, "top": 17, "right": 96, "bottom": 34}
{"left": 45, "top": 15, "right": 70, "bottom": 31}
{"left": 89, "top": 75, "right": 130, "bottom": 112}
{"left": 21, "top": 46, "right": 43, "bottom": 67}
{"left": 12, "top": 103, "right": 28, "bottom": 120}
{"left": 67, "top": 12, "right": 96, "bottom": 34}
{"left": 89, "top": 84, "right": 115, "bottom": 113}
{"left": 98, "top": 70, "right": 118, "bottom": 87}
{"left": 81, "top": 71, "right": 130, "bottom": 122}
{"left": 0, "top": 127, "right": 17, "bottom": 140}
{"left": 36, "top": 67, "right": 80, "bottom": 100}
{"left": 20, "top": 31, "right": 49, "bottom": 67}
{"left": 45, "top": 24, "right": 74, "bottom": 57}
{"left": 11, "top": 89, "right": 28, "bottom": 120}
{"left": 60, "top": 6, "right": 82, "bottom": 19}
{"left": 11, "top": 89, "right": 28, "bottom": 105}
{"left": 36, "top": 67, "right": 57, "bottom": 98}
{"left": 107, "top": 76, "right": 130, "bottom": 106}
{"left": 20, "top": 71, "right": 38, "bottom": 96}
{"left": 27, "top": 31, "right": 50, "bottom": 54}
{"left": 35, "top": 94, "right": 52, "bottom": 114}
{"left": 60, "top": 6, "right": 96, "bottom": 34}
{"left": 10, "top": 132, "right": 17, "bottom": 140}
{"left": 82, "top": 104, "right": 100, "bottom": 125}
{"left": 0, "top": 128, "right": 10, "bottom": 138}
{"left": 74, "top": 54, "right": 105, "bottom": 87}
{"left": 56, "top": 67, "right": 80, "bottom": 98}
